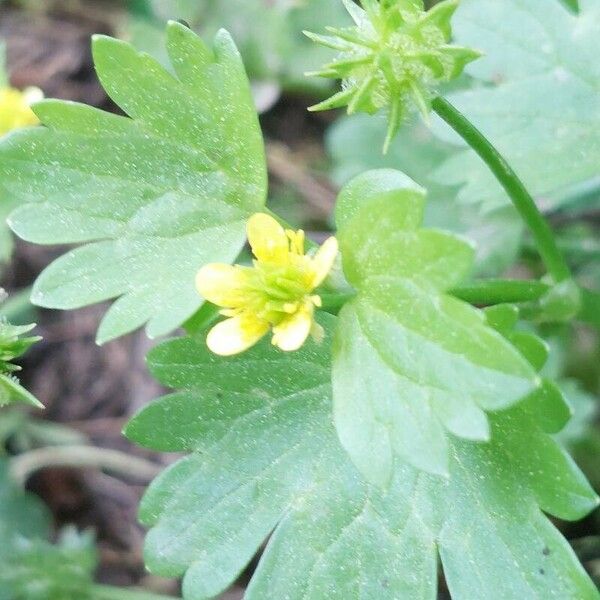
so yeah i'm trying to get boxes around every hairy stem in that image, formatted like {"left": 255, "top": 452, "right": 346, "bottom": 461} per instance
{"left": 432, "top": 96, "right": 571, "bottom": 283}
{"left": 10, "top": 445, "right": 161, "bottom": 487}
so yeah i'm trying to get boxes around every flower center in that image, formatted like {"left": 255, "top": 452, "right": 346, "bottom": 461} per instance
{"left": 242, "top": 259, "right": 317, "bottom": 325}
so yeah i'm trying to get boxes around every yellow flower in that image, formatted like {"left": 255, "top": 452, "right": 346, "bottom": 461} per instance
{"left": 0, "top": 86, "right": 43, "bottom": 137}
{"left": 196, "top": 213, "right": 338, "bottom": 356}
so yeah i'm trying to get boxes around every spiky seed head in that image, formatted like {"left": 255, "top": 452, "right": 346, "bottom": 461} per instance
{"left": 306, "top": 0, "right": 481, "bottom": 152}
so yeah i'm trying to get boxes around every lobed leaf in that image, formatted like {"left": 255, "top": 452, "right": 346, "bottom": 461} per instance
{"left": 326, "top": 113, "right": 525, "bottom": 277}
{"left": 0, "top": 23, "right": 267, "bottom": 343}
{"left": 126, "top": 317, "right": 598, "bottom": 599}
{"left": 332, "top": 170, "right": 538, "bottom": 485}
{"left": 127, "top": 0, "right": 351, "bottom": 98}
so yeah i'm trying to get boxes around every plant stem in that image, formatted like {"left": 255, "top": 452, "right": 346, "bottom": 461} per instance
{"left": 318, "top": 280, "right": 552, "bottom": 311}
{"left": 92, "top": 584, "right": 177, "bottom": 600}
{"left": 10, "top": 445, "right": 161, "bottom": 487}
{"left": 431, "top": 96, "right": 571, "bottom": 283}
{"left": 451, "top": 279, "right": 550, "bottom": 306}
{"left": 320, "top": 291, "right": 356, "bottom": 313}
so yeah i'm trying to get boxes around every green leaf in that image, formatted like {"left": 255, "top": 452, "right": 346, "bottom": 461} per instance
{"left": 126, "top": 318, "right": 598, "bottom": 599}
{"left": 326, "top": 113, "right": 525, "bottom": 277}
{"left": 131, "top": 0, "right": 287, "bottom": 82}
{"left": 556, "top": 380, "right": 600, "bottom": 492}
{"left": 483, "top": 308, "right": 573, "bottom": 435}
{"left": 0, "top": 526, "right": 97, "bottom": 600}
{"left": 0, "top": 23, "right": 267, "bottom": 343}
{"left": 557, "top": 380, "right": 599, "bottom": 449}
{"left": 0, "top": 194, "right": 18, "bottom": 264}
{"left": 579, "top": 287, "right": 600, "bottom": 329}
{"left": 432, "top": 0, "right": 600, "bottom": 213}
{"left": 0, "top": 374, "right": 42, "bottom": 409}
{"left": 0, "top": 460, "right": 50, "bottom": 564}
{"left": 126, "top": 0, "right": 350, "bottom": 96}
{"left": 332, "top": 171, "right": 538, "bottom": 484}
{"left": 559, "top": 0, "right": 580, "bottom": 13}
{"left": 0, "top": 461, "right": 97, "bottom": 600}
{"left": 0, "top": 296, "right": 42, "bottom": 408}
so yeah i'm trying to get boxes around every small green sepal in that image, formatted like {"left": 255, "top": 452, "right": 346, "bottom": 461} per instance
{"left": 0, "top": 290, "right": 43, "bottom": 408}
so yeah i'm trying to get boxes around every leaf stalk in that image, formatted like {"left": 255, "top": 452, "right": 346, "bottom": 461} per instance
{"left": 9, "top": 445, "right": 161, "bottom": 487}
{"left": 450, "top": 279, "right": 550, "bottom": 305}
{"left": 92, "top": 584, "right": 177, "bottom": 600}
{"left": 431, "top": 96, "right": 571, "bottom": 283}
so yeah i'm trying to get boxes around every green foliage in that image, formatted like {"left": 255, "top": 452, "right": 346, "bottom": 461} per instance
{"left": 126, "top": 0, "right": 350, "bottom": 95}
{"left": 128, "top": 0, "right": 286, "bottom": 82}
{"left": 0, "top": 459, "right": 170, "bottom": 599}
{"left": 0, "top": 292, "right": 41, "bottom": 408}
{"left": 559, "top": 0, "right": 580, "bottom": 12}
{"left": 432, "top": 0, "right": 600, "bottom": 213}
{"left": 0, "top": 461, "right": 50, "bottom": 564}
{"left": 0, "top": 23, "right": 267, "bottom": 343}
{"left": 332, "top": 170, "right": 538, "bottom": 484}
{"left": 0, "top": 462, "right": 97, "bottom": 600}
{"left": 325, "top": 0, "right": 600, "bottom": 277}
{"left": 127, "top": 317, "right": 598, "bottom": 599}
{"left": 558, "top": 381, "right": 600, "bottom": 490}
{"left": 0, "top": 527, "right": 97, "bottom": 600}
{"left": 0, "top": 195, "right": 18, "bottom": 265}
{"left": 326, "top": 113, "right": 525, "bottom": 275}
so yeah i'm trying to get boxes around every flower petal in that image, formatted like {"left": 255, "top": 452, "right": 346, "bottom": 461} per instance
{"left": 0, "top": 88, "right": 40, "bottom": 135}
{"left": 271, "top": 307, "right": 313, "bottom": 352}
{"left": 311, "top": 236, "right": 339, "bottom": 288}
{"left": 195, "top": 263, "right": 252, "bottom": 308}
{"left": 206, "top": 316, "right": 269, "bottom": 356}
{"left": 23, "top": 87, "right": 44, "bottom": 106}
{"left": 247, "top": 213, "right": 290, "bottom": 265}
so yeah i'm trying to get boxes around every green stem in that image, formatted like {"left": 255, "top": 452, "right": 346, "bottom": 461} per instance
{"left": 10, "top": 445, "right": 161, "bottom": 488}
{"left": 319, "top": 279, "right": 552, "bottom": 311}
{"left": 92, "top": 584, "right": 177, "bottom": 600}
{"left": 431, "top": 96, "right": 571, "bottom": 283}
{"left": 320, "top": 292, "right": 356, "bottom": 314}
{"left": 450, "top": 279, "right": 550, "bottom": 306}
